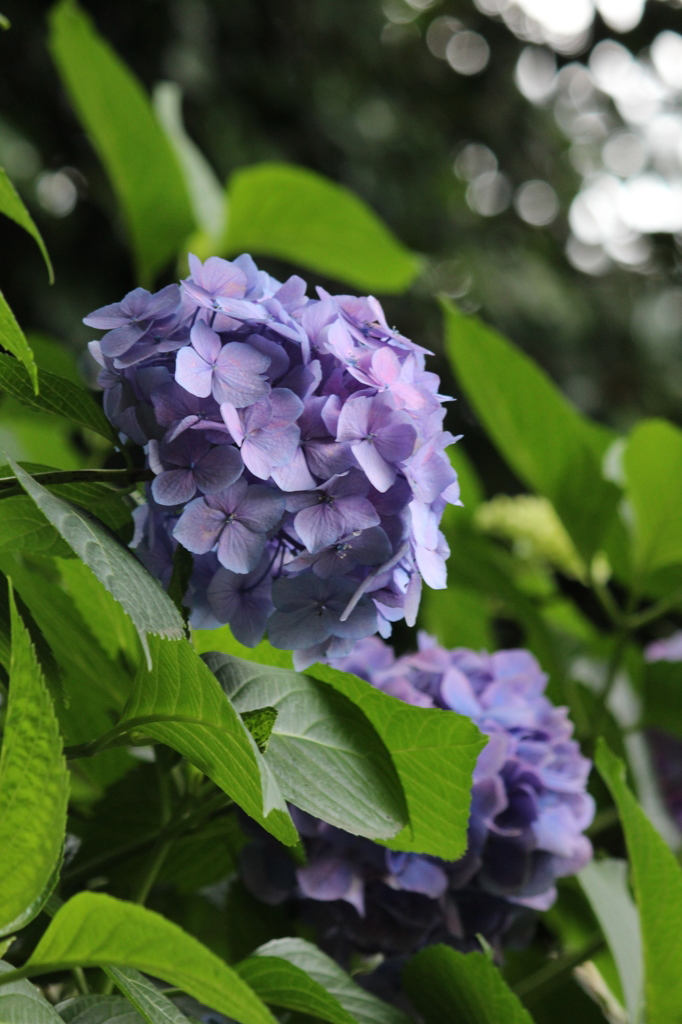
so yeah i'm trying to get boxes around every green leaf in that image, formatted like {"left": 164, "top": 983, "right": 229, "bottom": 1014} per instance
{"left": 0, "top": 555, "right": 134, "bottom": 791}
{"left": 105, "top": 967, "right": 191, "bottom": 1024}
{"left": 311, "top": 661, "right": 485, "bottom": 857}
{"left": 152, "top": 82, "right": 225, "bottom": 243}
{"left": 579, "top": 859, "right": 643, "bottom": 1024}
{"left": 8, "top": 459, "right": 184, "bottom": 664}
{"left": 403, "top": 945, "right": 535, "bottom": 1024}
{"left": 205, "top": 653, "right": 407, "bottom": 839}
{"left": 224, "top": 163, "right": 420, "bottom": 293}
{"left": 57, "top": 995, "right": 146, "bottom": 1023}
{"left": 442, "top": 299, "right": 619, "bottom": 560}
{"left": 0, "top": 963, "right": 64, "bottom": 1023}
{"left": 119, "top": 635, "right": 297, "bottom": 845}
{"left": 596, "top": 739, "right": 682, "bottom": 1024}
{"left": 0, "top": 167, "right": 53, "bottom": 283}
{"left": 0, "top": 354, "right": 117, "bottom": 444}
{"left": 3, "top": 893, "right": 275, "bottom": 1024}
{"left": 623, "top": 418, "right": 682, "bottom": 576}
{"left": 0, "top": 294, "right": 39, "bottom": 395}
{"left": 0, "top": 497, "right": 72, "bottom": 556}
{"left": 48, "top": 0, "right": 195, "bottom": 285}
{"left": 0, "top": 465, "right": 134, "bottom": 537}
{"left": 199, "top": 635, "right": 485, "bottom": 859}
{"left": 237, "top": 938, "right": 410, "bottom": 1024}
{"left": 56, "top": 556, "right": 140, "bottom": 664}
{"left": 0, "top": 588, "right": 69, "bottom": 936}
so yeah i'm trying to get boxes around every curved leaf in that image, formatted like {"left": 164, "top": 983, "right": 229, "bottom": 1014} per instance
{"left": 442, "top": 298, "right": 620, "bottom": 560}
{"left": 0, "top": 167, "right": 53, "bottom": 283}
{"left": 403, "top": 946, "right": 535, "bottom": 1024}
{"left": 105, "top": 967, "right": 191, "bottom": 1024}
{"left": 623, "top": 418, "right": 682, "bottom": 576}
{"left": 2, "top": 893, "right": 275, "bottom": 1024}
{"left": 48, "top": 0, "right": 195, "bottom": 285}
{"left": 57, "top": 995, "right": 146, "bottom": 1023}
{"left": 205, "top": 653, "right": 407, "bottom": 839}
{"left": 309, "top": 661, "right": 484, "bottom": 858}
{"left": 0, "top": 588, "right": 69, "bottom": 936}
{"left": 0, "top": 354, "right": 117, "bottom": 444}
{"left": 224, "top": 163, "right": 420, "bottom": 293}
{"left": 8, "top": 459, "right": 184, "bottom": 664}
{"left": 0, "top": 961, "right": 64, "bottom": 1023}
{"left": 238, "top": 938, "right": 410, "bottom": 1024}
{"left": 120, "top": 635, "right": 297, "bottom": 845}
{"left": 193, "top": 634, "right": 485, "bottom": 860}
{"left": 596, "top": 739, "right": 682, "bottom": 1024}
{"left": 0, "top": 293, "right": 38, "bottom": 394}
{"left": 0, "top": 497, "right": 72, "bottom": 556}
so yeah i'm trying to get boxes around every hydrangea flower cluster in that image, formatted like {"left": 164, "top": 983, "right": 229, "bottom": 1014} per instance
{"left": 85, "top": 255, "right": 460, "bottom": 666}
{"left": 240, "top": 635, "right": 594, "bottom": 958}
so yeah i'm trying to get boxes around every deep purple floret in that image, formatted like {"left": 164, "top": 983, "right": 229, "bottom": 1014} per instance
{"left": 85, "top": 253, "right": 462, "bottom": 662}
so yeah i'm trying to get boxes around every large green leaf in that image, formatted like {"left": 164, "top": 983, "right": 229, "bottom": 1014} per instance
{"left": 0, "top": 893, "right": 275, "bottom": 1024}
{"left": 442, "top": 299, "right": 619, "bottom": 559}
{"left": 0, "top": 354, "right": 117, "bottom": 444}
{"left": 311, "top": 661, "right": 486, "bottom": 857}
{"left": 0, "top": 588, "right": 69, "bottom": 936}
{"left": 0, "top": 555, "right": 135, "bottom": 792}
{"left": 153, "top": 82, "right": 225, "bottom": 244}
{"left": 57, "top": 995, "right": 146, "bottom": 1023}
{"left": 8, "top": 460, "right": 184, "bottom": 663}
{"left": 596, "top": 739, "right": 682, "bottom": 1024}
{"left": 195, "top": 634, "right": 484, "bottom": 859}
{"left": 0, "top": 463, "right": 134, "bottom": 537}
{"left": 0, "top": 963, "right": 63, "bottom": 1024}
{"left": 0, "top": 167, "right": 53, "bottom": 283}
{"left": 0, "top": 293, "right": 39, "bottom": 395}
{"left": 623, "top": 419, "right": 682, "bottom": 577}
{"left": 57, "top": 556, "right": 140, "bottom": 665}
{"left": 119, "top": 635, "right": 296, "bottom": 845}
{"left": 205, "top": 653, "right": 407, "bottom": 839}
{"left": 105, "top": 967, "right": 191, "bottom": 1024}
{"left": 224, "top": 163, "right": 420, "bottom": 293}
{"left": 579, "top": 859, "right": 643, "bottom": 1024}
{"left": 0, "top": 497, "right": 72, "bottom": 557}
{"left": 48, "top": 0, "right": 195, "bottom": 285}
{"left": 403, "top": 946, "right": 535, "bottom": 1024}
{"left": 237, "top": 938, "right": 410, "bottom": 1024}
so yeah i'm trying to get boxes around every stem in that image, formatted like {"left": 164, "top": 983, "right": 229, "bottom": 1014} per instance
{"left": 132, "top": 834, "right": 174, "bottom": 905}
{"left": 513, "top": 934, "right": 605, "bottom": 1001}
{"left": 627, "top": 586, "right": 682, "bottom": 630}
{"left": 61, "top": 830, "right": 162, "bottom": 882}
{"left": 589, "top": 573, "right": 625, "bottom": 629}
{"left": 0, "top": 467, "right": 153, "bottom": 500}
{"left": 72, "top": 967, "right": 89, "bottom": 994}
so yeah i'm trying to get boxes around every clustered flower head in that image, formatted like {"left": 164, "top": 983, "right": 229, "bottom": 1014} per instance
{"left": 85, "top": 255, "right": 460, "bottom": 666}
{"left": 241, "top": 635, "right": 594, "bottom": 958}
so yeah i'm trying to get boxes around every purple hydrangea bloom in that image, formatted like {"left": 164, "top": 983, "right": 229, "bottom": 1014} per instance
{"left": 85, "top": 254, "right": 461, "bottom": 664}
{"left": 239, "top": 635, "right": 594, "bottom": 960}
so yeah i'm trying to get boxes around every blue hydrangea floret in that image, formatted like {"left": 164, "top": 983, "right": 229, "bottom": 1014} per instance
{"left": 86, "top": 255, "right": 461, "bottom": 666}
